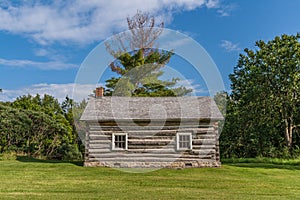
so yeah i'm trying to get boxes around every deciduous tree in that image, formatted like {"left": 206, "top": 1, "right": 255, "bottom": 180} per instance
{"left": 229, "top": 34, "right": 300, "bottom": 155}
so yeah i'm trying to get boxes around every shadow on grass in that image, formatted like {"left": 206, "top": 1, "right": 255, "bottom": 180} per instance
{"left": 226, "top": 162, "right": 300, "bottom": 170}
{"left": 16, "top": 156, "right": 84, "bottom": 167}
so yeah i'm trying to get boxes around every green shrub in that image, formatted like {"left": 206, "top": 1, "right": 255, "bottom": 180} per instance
{"left": 53, "top": 143, "right": 83, "bottom": 161}
{"left": 0, "top": 152, "right": 17, "bottom": 161}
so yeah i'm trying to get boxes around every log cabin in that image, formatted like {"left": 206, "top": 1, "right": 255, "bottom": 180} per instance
{"left": 80, "top": 88, "right": 224, "bottom": 168}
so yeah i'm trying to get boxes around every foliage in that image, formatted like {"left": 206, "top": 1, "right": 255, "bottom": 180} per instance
{"left": 0, "top": 95, "right": 84, "bottom": 160}
{"left": 104, "top": 11, "right": 192, "bottom": 97}
{"left": 220, "top": 34, "right": 300, "bottom": 158}
{"left": 0, "top": 151, "right": 17, "bottom": 160}
{"left": 214, "top": 91, "right": 228, "bottom": 116}
{"left": 72, "top": 99, "right": 88, "bottom": 145}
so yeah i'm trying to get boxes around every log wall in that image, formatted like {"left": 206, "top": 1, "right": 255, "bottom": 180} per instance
{"left": 84, "top": 120, "right": 221, "bottom": 168}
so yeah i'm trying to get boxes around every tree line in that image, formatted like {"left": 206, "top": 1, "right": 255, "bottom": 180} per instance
{"left": 218, "top": 34, "right": 300, "bottom": 158}
{"left": 0, "top": 94, "right": 86, "bottom": 160}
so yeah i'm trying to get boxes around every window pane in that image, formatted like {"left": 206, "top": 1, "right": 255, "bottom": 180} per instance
{"left": 178, "top": 134, "right": 191, "bottom": 149}
{"left": 114, "top": 134, "right": 126, "bottom": 149}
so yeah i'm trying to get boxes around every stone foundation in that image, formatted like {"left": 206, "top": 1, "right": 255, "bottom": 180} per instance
{"left": 84, "top": 160, "right": 221, "bottom": 168}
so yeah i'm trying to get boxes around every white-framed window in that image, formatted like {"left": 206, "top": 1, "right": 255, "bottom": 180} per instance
{"left": 112, "top": 133, "right": 128, "bottom": 150}
{"left": 176, "top": 132, "right": 192, "bottom": 150}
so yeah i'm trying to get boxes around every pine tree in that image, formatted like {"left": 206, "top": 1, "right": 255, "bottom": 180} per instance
{"left": 104, "top": 11, "right": 192, "bottom": 96}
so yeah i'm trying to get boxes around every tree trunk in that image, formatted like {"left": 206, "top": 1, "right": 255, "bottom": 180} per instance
{"left": 284, "top": 118, "right": 293, "bottom": 148}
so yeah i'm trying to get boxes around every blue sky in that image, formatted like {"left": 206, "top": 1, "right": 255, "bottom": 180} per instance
{"left": 0, "top": 0, "right": 300, "bottom": 102}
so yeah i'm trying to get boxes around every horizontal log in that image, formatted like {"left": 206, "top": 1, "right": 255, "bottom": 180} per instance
{"left": 86, "top": 157, "right": 214, "bottom": 162}
{"left": 88, "top": 127, "right": 215, "bottom": 133}
{"left": 89, "top": 139, "right": 177, "bottom": 146}
{"left": 88, "top": 135, "right": 216, "bottom": 142}
{"left": 89, "top": 133, "right": 112, "bottom": 137}
{"left": 88, "top": 148, "right": 184, "bottom": 154}
{"left": 194, "top": 135, "right": 216, "bottom": 139}
{"left": 88, "top": 145, "right": 216, "bottom": 151}
{"left": 89, "top": 145, "right": 111, "bottom": 152}
{"left": 89, "top": 128, "right": 112, "bottom": 133}
{"left": 87, "top": 149, "right": 112, "bottom": 153}
{"left": 129, "top": 136, "right": 175, "bottom": 140}
{"left": 88, "top": 153, "right": 184, "bottom": 158}
{"left": 195, "top": 128, "right": 215, "bottom": 133}
{"left": 128, "top": 146, "right": 174, "bottom": 150}
{"left": 192, "top": 139, "right": 216, "bottom": 145}
{"left": 87, "top": 148, "right": 215, "bottom": 155}
{"left": 90, "top": 135, "right": 216, "bottom": 141}
{"left": 88, "top": 145, "right": 216, "bottom": 152}
{"left": 89, "top": 136, "right": 112, "bottom": 140}
{"left": 194, "top": 155, "right": 212, "bottom": 159}
{"left": 92, "top": 120, "right": 215, "bottom": 126}
{"left": 192, "top": 145, "right": 216, "bottom": 150}
{"left": 89, "top": 130, "right": 173, "bottom": 135}
{"left": 180, "top": 151, "right": 214, "bottom": 157}
{"left": 129, "top": 131, "right": 177, "bottom": 137}
{"left": 189, "top": 149, "right": 215, "bottom": 155}
{"left": 128, "top": 139, "right": 173, "bottom": 145}
{"left": 89, "top": 140, "right": 111, "bottom": 144}
{"left": 195, "top": 132, "right": 215, "bottom": 136}
{"left": 89, "top": 130, "right": 216, "bottom": 136}
{"left": 96, "top": 126, "right": 213, "bottom": 131}
{"left": 88, "top": 121, "right": 217, "bottom": 126}
{"left": 88, "top": 145, "right": 111, "bottom": 151}
{"left": 89, "top": 133, "right": 110, "bottom": 137}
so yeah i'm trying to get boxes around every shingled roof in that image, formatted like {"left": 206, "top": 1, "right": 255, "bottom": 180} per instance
{"left": 80, "top": 97, "right": 223, "bottom": 122}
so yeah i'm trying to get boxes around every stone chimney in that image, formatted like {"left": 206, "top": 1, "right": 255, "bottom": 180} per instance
{"left": 95, "top": 87, "right": 104, "bottom": 98}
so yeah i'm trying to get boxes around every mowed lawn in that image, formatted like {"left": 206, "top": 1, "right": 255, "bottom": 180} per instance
{"left": 0, "top": 157, "right": 300, "bottom": 199}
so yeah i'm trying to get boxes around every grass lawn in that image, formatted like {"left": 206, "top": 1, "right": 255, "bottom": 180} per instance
{"left": 0, "top": 157, "right": 300, "bottom": 199}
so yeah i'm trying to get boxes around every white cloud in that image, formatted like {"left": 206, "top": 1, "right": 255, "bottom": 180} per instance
{"left": 206, "top": 0, "right": 220, "bottom": 9}
{"left": 0, "top": 0, "right": 220, "bottom": 45}
{"left": 34, "top": 49, "right": 50, "bottom": 57}
{"left": 0, "top": 58, "right": 77, "bottom": 70}
{"left": 0, "top": 83, "right": 96, "bottom": 102}
{"left": 34, "top": 48, "right": 68, "bottom": 61}
{"left": 163, "top": 37, "right": 192, "bottom": 49}
{"left": 220, "top": 40, "right": 241, "bottom": 52}
{"left": 0, "top": 80, "right": 208, "bottom": 103}
{"left": 217, "top": 3, "right": 237, "bottom": 17}
{"left": 176, "top": 79, "right": 207, "bottom": 95}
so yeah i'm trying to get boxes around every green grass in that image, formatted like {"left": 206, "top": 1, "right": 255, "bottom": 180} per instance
{"left": 0, "top": 157, "right": 300, "bottom": 199}
{"left": 222, "top": 157, "right": 300, "bottom": 166}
